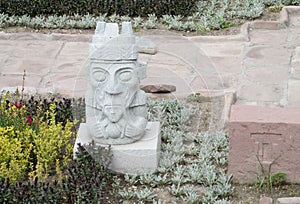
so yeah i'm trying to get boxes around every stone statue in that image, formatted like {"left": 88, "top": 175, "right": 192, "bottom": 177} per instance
{"left": 85, "top": 22, "right": 147, "bottom": 145}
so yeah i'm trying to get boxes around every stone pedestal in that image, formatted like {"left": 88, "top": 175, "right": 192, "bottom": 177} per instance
{"left": 74, "top": 122, "right": 161, "bottom": 174}
{"left": 229, "top": 105, "right": 300, "bottom": 183}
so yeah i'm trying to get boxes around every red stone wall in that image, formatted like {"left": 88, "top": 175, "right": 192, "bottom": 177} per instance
{"left": 228, "top": 105, "right": 300, "bottom": 183}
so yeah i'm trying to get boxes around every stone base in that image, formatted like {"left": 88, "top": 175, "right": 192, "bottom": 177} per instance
{"left": 229, "top": 105, "right": 300, "bottom": 183}
{"left": 74, "top": 122, "right": 161, "bottom": 174}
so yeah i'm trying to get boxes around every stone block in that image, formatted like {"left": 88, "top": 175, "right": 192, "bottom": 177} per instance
{"left": 260, "top": 197, "right": 273, "bottom": 204}
{"left": 140, "top": 84, "right": 176, "bottom": 93}
{"left": 288, "top": 79, "right": 300, "bottom": 106}
{"left": 228, "top": 105, "right": 300, "bottom": 183}
{"left": 136, "top": 37, "right": 157, "bottom": 55}
{"left": 74, "top": 122, "right": 161, "bottom": 174}
{"left": 278, "top": 197, "right": 300, "bottom": 204}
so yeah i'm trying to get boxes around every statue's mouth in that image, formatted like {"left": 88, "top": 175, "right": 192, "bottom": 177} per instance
{"left": 104, "top": 105, "right": 123, "bottom": 122}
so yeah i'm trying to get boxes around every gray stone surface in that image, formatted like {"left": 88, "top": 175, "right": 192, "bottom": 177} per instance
{"left": 278, "top": 197, "right": 300, "bottom": 204}
{"left": 85, "top": 22, "right": 148, "bottom": 145}
{"left": 74, "top": 122, "right": 161, "bottom": 174}
{"left": 260, "top": 197, "right": 273, "bottom": 204}
{"left": 0, "top": 6, "right": 299, "bottom": 105}
{"left": 136, "top": 37, "right": 157, "bottom": 55}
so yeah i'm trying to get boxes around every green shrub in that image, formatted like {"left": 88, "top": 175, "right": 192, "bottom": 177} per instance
{"left": 0, "top": 93, "right": 76, "bottom": 183}
{"left": 0, "top": 0, "right": 196, "bottom": 17}
{"left": 0, "top": 144, "right": 114, "bottom": 203}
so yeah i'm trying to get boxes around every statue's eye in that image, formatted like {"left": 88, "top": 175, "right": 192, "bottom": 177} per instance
{"left": 93, "top": 70, "right": 108, "bottom": 82}
{"left": 118, "top": 70, "right": 133, "bottom": 82}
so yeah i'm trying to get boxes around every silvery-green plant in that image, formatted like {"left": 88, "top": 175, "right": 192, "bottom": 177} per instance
{"left": 152, "top": 199, "right": 166, "bottom": 204}
{"left": 44, "top": 15, "right": 58, "bottom": 28}
{"left": 66, "top": 19, "right": 77, "bottom": 28}
{"left": 18, "top": 15, "right": 31, "bottom": 26}
{"left": 139, "top": 173, "right": 158, "bottom": 186}
{"left": 202, "top": 186, "right": 219, "bottom": 204}
{"left": 72, "top": 13, "right": 81, "bottom": 20}
{"left": 121, "top": 15, "right": 131, "bottom": 22}
{"left": 154, "top": 173, "right": 169, "bottom": 185}
{"left": 168, "top": 183, "right": 184, "bottom": 197}
{"left": 132, "top": 16, "right": 143, "bottom": 29}
{"left": 119, "top": 188, "right": 135, "bottom": 200}
{"left": 29, "top": 15, "right": 45, "bottom": 28}
{"left": 159, "top": 150, "right": 184, "bottom": 169}
{"left": 7, "top": 15, "right": 17, "bottom": 27}
{"left": 183, "top": 131, "right": 198, "bottom": 142}
{"left": 143, "top": 14, "right": 157, "bottom": 29}
{"left": 0, "top": 13, "right": 8, "bottom": 27}
{"left": 161, "top": 15, "right": 184, "bottom": 30}
{"left": 183, "top": 20, "right": 198, "bottom": 32}
{"left": 215, "top": 199, "right": 232, "bottom": 204}
{"left": 135, "top": 187, "right": 156, "bottom": 202}
{"left": 181, "top": 185, "right": 200, "bottom": 203}
{"left": 111, "top": 176, "right": 121, "bottom": 189}
{"left": 124, "top": 174, "right": 139, "bottom": 185}
{"left": 234, "top": 0, "right": 265, "bottom": 18}
{"left": 80, "top": 14, "right": 97, "bottom": 28}
{"left": 202, "top": 185, "right": 232, "bottom": 204}
{"left": 170, "top": 165, "right": 188, "bottom": 184}
{"left": 216, "top": 174, "right": 233, "bottom": 196}
{"left": 96, "top": 14, "right": 107, "bottom": 22}
{"left": 196, "top": 131, "right": 229, "bottom": 166}
{"left": 185, "top": 143, "right": 200, "bottom": 157}
{"left": 109, "top": 13, "right": 120, "bottom": 23}
{"left": 186, "top": 164, "right": 204, "bottom": 184}
{"left": 55, "top": 14, "right": 68, "bottom": 28}
{"left": 160, "top": 127, "right": 185, "bottom": 142}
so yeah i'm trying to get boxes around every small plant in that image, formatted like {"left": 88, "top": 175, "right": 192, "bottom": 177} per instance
{"left": 181, "top": 185, "right": 200, "bottom": 203}
{"left": 135, "top": 187, "right": 156, "bottom": 201}
{"left": 271, "top": 172, "right": 287, "bottom": 187}
{"left": 143, "top": 14, "right": 158, "bottom": 29}
{"left": 269, "top": 3, "right": 285, "bottom": 12}
{"left": 256, "top": 155, "right": 282, "bottom": 191}
{"left": 119, "top": 188, "right": 135, "bottom": 200}
{"left": 132, "top": 16, "right": 143, "bottom": 31}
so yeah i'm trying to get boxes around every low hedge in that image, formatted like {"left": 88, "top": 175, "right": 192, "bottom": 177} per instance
{"left": 0, "top": 0, "right": 196, "bottom": 17}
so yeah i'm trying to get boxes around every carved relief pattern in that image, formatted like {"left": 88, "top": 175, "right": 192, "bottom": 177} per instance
{"left": 85, "top": 22, "right": 147, "bottom": 145}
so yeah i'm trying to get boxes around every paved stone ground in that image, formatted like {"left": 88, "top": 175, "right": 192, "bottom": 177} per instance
{"left": 0, "top": 7, "right": 299, "bottom": 108}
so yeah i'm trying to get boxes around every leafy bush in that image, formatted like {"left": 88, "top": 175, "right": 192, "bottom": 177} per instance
{"left": 0, "top": 92, "right": 76, "bottom": 183}
{"left": 0, "top": 0, "right": 299, "bottom": 32}
{"left": 0, "top": 144, "right": 114, "bottom": 203}
{"left": 0, "top": 0, "right": 196, "bottom": 17}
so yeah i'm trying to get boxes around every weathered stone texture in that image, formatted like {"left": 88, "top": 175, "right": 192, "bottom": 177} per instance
{"left": 140, "top": 84, "right": 176, "bottom": 93}
{"left": 278, "top": 197, "right": 300, "bottom": 204}
{"left": 229, "top": 105, "right": 300, "bottom": 183}
{"left": 259, "top": 197, "right": 273, "bottom": 204}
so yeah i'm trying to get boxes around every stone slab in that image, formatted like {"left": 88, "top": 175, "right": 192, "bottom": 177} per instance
{"left": 12, "top": 41, "right": 63, "bottom": 58}
{"left": 228, "top": 105, "right": 300, "bottom": 183}
{"left": 260, "top": 197, "right": 273, "bottom": 204}
{"left": 278, "top": 197, "right": 300, "bottom": 204}
{"left": 238, "top": 81, "right": 283, "bottom": 103}
{"left": 292, "top": 47, "right": 300, "bottom": 63}
{"left": 58, "top": 42, "right": 89, "bottom": 59}
{"left": 244, "top": 45, "right": 292, "bottom": 66}
{"left": 244, "top": 65, "right": 289, "bottom": 85}
{"left": 74, "top": 122, "right": 161, "bottom": 174}
{"left": 195, "top": 42, "right": 244, "bottom": 57}
{"left": 288, "top": 79, "right": 300, "bottom": 106}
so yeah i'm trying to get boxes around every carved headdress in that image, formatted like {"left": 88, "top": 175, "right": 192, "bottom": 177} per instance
{"left": 85, "top": 22, "right": 148, "bottom": 145}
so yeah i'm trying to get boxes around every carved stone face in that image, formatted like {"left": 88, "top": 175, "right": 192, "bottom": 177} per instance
{"left": 90, "top": 61, "right": 140, "bottom": 122}
{"left": 85, "top": 22, "right": 147, "bottom": 145}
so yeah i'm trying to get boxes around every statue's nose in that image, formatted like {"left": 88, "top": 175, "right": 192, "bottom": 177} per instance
{"left": 105, "top": 79, "right": 122, "bottom": 95}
